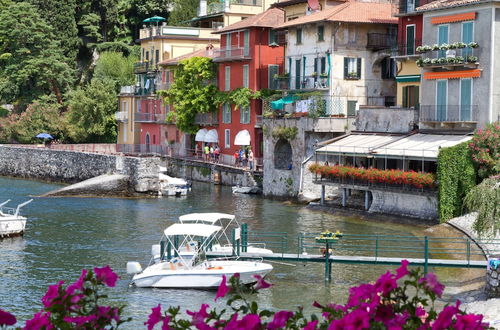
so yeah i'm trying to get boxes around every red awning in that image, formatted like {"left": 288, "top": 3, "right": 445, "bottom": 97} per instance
{"left": 423, "top": 69, "right": 481, "bottom": 80}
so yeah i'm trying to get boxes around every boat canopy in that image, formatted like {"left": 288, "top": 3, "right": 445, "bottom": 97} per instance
{"left": 179, "top": 213, "right": 235, "bottom": 224}
{"left": 164, "top": 223, "right": 221, "bottom": 237}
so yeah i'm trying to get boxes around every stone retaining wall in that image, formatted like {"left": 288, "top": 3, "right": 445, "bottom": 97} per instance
{"left": 486, "top": 257, "right": 500, "bottom": 298}
{"left": 369, "top": 190, "right": 437, "bottom": 220}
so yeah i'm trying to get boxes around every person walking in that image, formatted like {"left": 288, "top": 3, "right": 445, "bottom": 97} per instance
{"left": 238, "top": 148, "right": 244, "bottom": 167}
{"left": 248, "top": 149, "right": 254, "bottom": 171}
{"left": 209, "top": 145, "right": 214, "bottom": 162}
{"left": 204, "top": 144, "right": 209, "bottom": 161}
{"left": 214, "top": 145, "right": 220, "bottom": 163}
{"left": 234, "top": 150, "right": 239, "bottom": 166}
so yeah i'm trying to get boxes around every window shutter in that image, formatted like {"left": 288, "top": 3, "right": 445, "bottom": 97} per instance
{"left": 414, "top": 86, "right": 419, "bottom": 108}
{"left": 381, "top": 58, "right": 387, "bottom": 79}
{"left": 357, "top": 58, "right": 362, "bottom": 78}
{"left": 402, "top": 86, "right": 408, "bottom": 108}
{"left": 344, "top": 57, "right": 348, "bottom": 78}
{"left": 314, "top": 58, "right": 318, "bottom": 75}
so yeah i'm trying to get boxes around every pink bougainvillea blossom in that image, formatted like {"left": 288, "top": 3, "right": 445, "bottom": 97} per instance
{"left": 395, "top": 259, "right": 409, "bottom": 280}
{"left": 304, "top": 320, "right": 319, "bottom": 330}
{"left": 187, "top": 303, "right": 209, "bottom": 327}
{"left": 145, "top": 304, "right": 164, "bottom": 330}
{"left": 419, "top": 272, "right": 445, "bottom": 297}
{"left": 41, "top": 281, "right": 64, "bottom": 308}
{"left": 23, "top": 312, "right": 53, "bottom": 330}
{"left": 375, "top": 271, "right": 398, "bottom": 296}
{"left": 66, "top": 269, "right": 87, "bottom": 295}
{"left": 267, "top": 310, "right": 293, "bottom": 329}
{"left": 0, "top": 308, "right": 16, "bottom": 326}
{"left": 93, "top": 265, "right": 118, "bottom": 287}
{"left": 215, "top": 275, "right": 228, "bottom": 301}
{"left": 253, "top": 274, "right": 272, "bottom": 290}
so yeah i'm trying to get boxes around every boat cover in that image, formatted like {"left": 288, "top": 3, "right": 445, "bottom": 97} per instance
{"left": 164, "top": 223, "right": 222, "bottom": 237}
{"left": 179, "top": 213, "right": 235, "bottom": 224}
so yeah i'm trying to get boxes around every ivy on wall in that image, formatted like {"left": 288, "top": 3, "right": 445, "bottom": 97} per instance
{"left": 271, "top": 126, "right": 298, "bottom": 141}
{"left": 437, "top": 142, "right": 477, "bottom": 222}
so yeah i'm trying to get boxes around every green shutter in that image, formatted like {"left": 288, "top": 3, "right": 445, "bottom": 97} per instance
{"left": 460, "top": 78, "right": 472, "bottom": 121}
{"left": 438, "top": 25, "right": 448, "bottom": 57}
{"left": 402, "top": 86, "right": 408, "bottom": 107}
{"left": 320, "top": 57, "right": 326, "bottom": 74}
{"left": 414, "top": 86, "right": 419, "bottom": 108}
{"left": 406, "top": 25, "right": 415, "bottom": 55}
{"left": 344, "top": 57, "right": 348, "bottom": 78}
{"left": 244, "top": 30, "right": 249, "bottom": 56}
{"left": 436, "top": 80, "right": 447, "bottom": 121}
{"left": 462, "top": 22, "right": 473, "bottom": 57}
{"left": 269, "top": 65, "right": 278, "bottom": 89}
{"left": 356, "top": 58, "right": 362, "bottom": 79}
{"left": 295, "top": 59, "right": 301, "bottom": 89}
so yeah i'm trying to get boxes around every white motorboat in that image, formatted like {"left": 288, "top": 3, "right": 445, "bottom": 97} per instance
{"left": 0, "top": 199, "right": 33, "bottom": 238}
{"left": 127, "top": 223, "right": 273, "bottom": 289}
{"left": 158, "top": 173, "right": 191, "bottom": 197}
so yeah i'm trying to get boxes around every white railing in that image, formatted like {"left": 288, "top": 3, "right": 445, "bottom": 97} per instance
{"left": 115, "top": 112, "right": 128, "bottom": 122}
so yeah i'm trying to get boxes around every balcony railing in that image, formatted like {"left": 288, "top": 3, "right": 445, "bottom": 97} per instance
{"left": 119, "top": 85, "right": 135, "bottom": 95}
{"left": 274, "top": 75, "right": 329, "bottom": 90}
{"left": 417, "top": 47, "right": 478, "bottom": 68}
{"left": 195, "top": 112, "right": 218, "bottom": 126}
{"left": 367, "top": 33, "right": 397, "bottom": 51}
{"left": 214, "top": 47, "right": 250, "bottom": 61}
{"left": 134, "top": 62, "right": 149, "bottom": 74}
{"left": 419, "top": 105, "right": 478, "bottom": 122}
{"left": 134, "top": 86, "right": 157, "bottom": 96}
{"left": 392, "top": 40, "right": 422, "bottom": 57}
{"left": 115, "top": 112, "right": 128, "bottom": 122}
{"left": 397, "top": 0, "right": 433, "bottom": 14}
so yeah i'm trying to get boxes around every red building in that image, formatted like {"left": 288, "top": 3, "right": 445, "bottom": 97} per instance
{"left": 210, "top": 8, "right": 285, "bottom": 163}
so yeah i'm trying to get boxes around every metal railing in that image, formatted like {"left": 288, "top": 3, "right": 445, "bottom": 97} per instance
{"left": 275, "top": 75, "right": 329, "bottom": 90}
{"left": 133, "top": 62, "right": 149, "bottom": 74}
{"left": 115, "top": 112, "right": 128, "bottom": 122}
{"left": 214, "top": 47, "right": 250, "bottom": 61}
{"left": 367, "top": 33, "right": 397, "bottom": 51}
{"left": 195, "top": 112, "right": 219, "bottom": 126}
{"left": 119, "top": 85, "right": 135, "bottom": 95}
{"left": 419, "top": 47, "right": 478, "bottom": 66}
{"left": 419, "top": 105, "right": 478, "bottom": 122}
{"left": 392, "top": 40, "right": 422, "bottom": 56}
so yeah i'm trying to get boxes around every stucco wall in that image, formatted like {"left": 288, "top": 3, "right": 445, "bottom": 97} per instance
{"left": 369, "top": 190, "right": 437, "bottom": 220}
{"left": 356, "top": 108, "right": 418, "bottom": 133}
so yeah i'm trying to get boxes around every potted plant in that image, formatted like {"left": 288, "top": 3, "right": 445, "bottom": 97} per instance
{"left": 456, "top": 42, "right": 467, "bottom": 49}
{"left": 319, "top": 72, "right": 328, "bottom": 78}
{"left": 466, "top": 55, "right": 478, "bottom": 63}
{"left": 438, "top": 57, "right": 447, "bottom": 64}
{"left": 468, "top": 42, "right": 479, "bottom": 48}
{"left": 347, "top": 72, "right": 358, "bottom": 79}
{"left": 431, "top": 58, "right": 439, "bottom": 65}
{"left": 416, "top": 58, "right": 424, "bottom": 67}
{"left": 455, "top": 56, "right": 464, "bottom": 63}
{"left": 431, "top": 44, "right": 440, "bottom": 51}
{"left": 310, "top": 72, "right": 317, "bottom": 78}
{"left": 439, "top": 43, "right": 450, "bottom": 51}
{"left": 423, "top": 58, "right": 431, "bottom": 65}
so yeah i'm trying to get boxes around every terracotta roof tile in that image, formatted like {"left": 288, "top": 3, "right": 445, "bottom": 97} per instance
{"left": 416, "top": 0, "right": 483, "bottom": 11}
{"left": 213, "top": 8, "right": 285, "bottom": 34}
{"left": 275, "top": 1, "right": 397, "bottom": 29}
{"left": 158, "top": 46, "right": 219, "bottom": 66}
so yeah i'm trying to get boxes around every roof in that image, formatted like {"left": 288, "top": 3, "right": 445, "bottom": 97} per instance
{"left": 164, "top": 223, "right": 222, "bottom": 237}
{"left": 417, "top": 0, "right": 483, "bottom": 11}
{"left": 213, "top": 8, "right": 285, "bottom": 34}
{"left": 178, "top": 213, "right": 236, "bottom": 224}
{"left": 275, "top": 2, "right": 397, "bottom": 29}
{"left": 271, "top": 0, "right": 308, "bottom": 8}
{"left": 158, "top": 47, "right": 218, "bottom": 66}
{"left": 315, "top": 134, "right": 404, "bottom": 155}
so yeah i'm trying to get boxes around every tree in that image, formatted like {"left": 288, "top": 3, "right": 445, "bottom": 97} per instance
{"left": 66, "top": 79, "right": 118, "bottom": 143}
{"left": 465, "top": 176, "right": 500, "bottom": 236}
{"left": 159, "top": 57, "right": 220, "bottom": 133}
{"left": 167, "top": 0, "right": 198, "bottom": 26}
{"left": 93, "top": 51, "right": 137, "bottom": 92}
{"left": 0, "top": 2, "right": 74, "bottom": 110}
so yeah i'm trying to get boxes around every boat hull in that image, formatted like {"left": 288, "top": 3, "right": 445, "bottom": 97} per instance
{"left": 0, "top": 217, "right": 26, "bottom": 238}
{"left": 131, "top": 260, "right": 273, "bottom": 289}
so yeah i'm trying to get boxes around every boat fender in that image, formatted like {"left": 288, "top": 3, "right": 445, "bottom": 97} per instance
{"left": 126, "top": 262, "right": 142, "bottom": 274}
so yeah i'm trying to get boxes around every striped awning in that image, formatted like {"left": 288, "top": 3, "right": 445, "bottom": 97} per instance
{"left": 396, "top": 75, "right": 421, "bottom": 83}
{"left": 431, "top": 12, "right": 476, "bottom": 25}
{"left": 424, "top": 69, "right": 481, "bottom": 80}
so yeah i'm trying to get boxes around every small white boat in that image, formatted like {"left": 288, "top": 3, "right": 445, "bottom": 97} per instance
{"left": 158, "top": 173, "right": 191, "bottom": 197}
{"left": 127, "top": 223, "right": 273, "bottom": 289}
{"left": 0, "top": 199, "right": 33, "bottom": 238}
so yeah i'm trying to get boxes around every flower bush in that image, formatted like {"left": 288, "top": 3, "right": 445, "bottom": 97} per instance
{"left": 0, "top": 262, "right": 490, "bottom": 329}
{"left": 468, "top": 122, "right": 500, "bottom": 179}
{"left": 309, "top": 163, "right": 436, "bottom": 189}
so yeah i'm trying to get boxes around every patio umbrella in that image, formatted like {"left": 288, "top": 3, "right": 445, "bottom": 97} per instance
{"left": 36, "top": 133, "right": 53, "bottom": 139}
{"left": 143, "top": 16, "right": 166, "bottom": 24}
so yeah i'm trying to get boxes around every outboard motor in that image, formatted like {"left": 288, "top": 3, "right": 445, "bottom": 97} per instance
{"left": 126, "top": 262, "right": 142, "bottom": 274}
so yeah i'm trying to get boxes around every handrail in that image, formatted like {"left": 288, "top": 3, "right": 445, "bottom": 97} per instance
{"left": 0, "top": 199, "right": 11, "bottom": 208}
{"left": 15, "top": 199, "right": 33, "bottom": 217}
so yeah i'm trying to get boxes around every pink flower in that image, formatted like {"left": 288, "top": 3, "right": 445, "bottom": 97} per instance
{"left": 374, "top": 305, "right": 393, "bottom": 324}
{"left": 238, "top": 314, "right": 261, "bottom": 330}
{"left": 253, "top": 274, "right": 272, "bottom": 290}
{"left": 63, "top": 315, "right": 96, "bottom": 326}
{"left": 312, "top": 301, "right": 324, "bottom": 309}
{"left": 347, "top": 283, "right": 376, "bottom": 308}
{"left": 328, "top": 318, "right": 346, "bottom": 330}
{"left": 187, "top": 304, "right": 209, "bottom": 326}
{"left": 455, "top": 314, "right": 486, "bottom": 330}
{"left": 161, "top": 316, "right": 170, "bottom": 330}
{"left": 267, "top": 310, "right": 293, "bottom": 329}
{"left": 432, "top": 302, "right": 459, "bottom": 329}
{"left": 41, "top": 281, "right": 64, "bottom": 308}
{"left": 375, "top": 271, "right": 397, "bottom": 296}
{"left": 96, "top": 306, "right": 120, "bottom": 323}
{"left": 93, "top": 265, "right": 119, "bottom": 287}
{"left": 386, "top": 312, "right": 409, "bottom": 330}
{"left": 0, "top": 309, "right": 16, "bottom": 326}
{"left": 215, "top": 275, "right": 228, "bottom": 301}
{"left": 395, "top": 260, "right": 409, "bottom": 280}
{"left": 66, "top": 269, "right": 87, "bottom": 295}
{"left": 343, "top": 309, "right": 370, "bottom": 330}
{"left": 304, "top": 320, "right": 318, "bottom": 330}
{"left": 23, "top": 312, "right": 53, "bottom": 330}
{"left": 145, "top": 304, "right": 164, "bottom": 330}
{"left": 419, "top": 273, "right": 445, "bottom": 297}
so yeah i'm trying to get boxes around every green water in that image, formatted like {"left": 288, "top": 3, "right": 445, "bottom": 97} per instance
{"left": 0, "top": 176, "right": 433, "bottom": 328}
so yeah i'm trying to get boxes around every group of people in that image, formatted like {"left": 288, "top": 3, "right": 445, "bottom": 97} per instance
{"left": 199, "top": 144, "right": 220, "bottom": 163}
{"left": 234, "top": 148, "right": 254, "bottom": 170}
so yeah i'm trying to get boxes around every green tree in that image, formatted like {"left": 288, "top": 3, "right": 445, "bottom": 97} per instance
{"left": 465, "top": 176, "right": 500, "bottom": 236}
{"left": 66, "top": 79, "right": 118, "bottom": 143}
{"left": 0, "top": 2, "right": 74, "bottom": 110}
{"left": 167, "top": 0, "right": 198, "bottom": 26}
{"left": 93, "top": 51, "right": 137, "bottom": 92}
{"left": 159, "top": 57, "right": 220, "bottom": 133}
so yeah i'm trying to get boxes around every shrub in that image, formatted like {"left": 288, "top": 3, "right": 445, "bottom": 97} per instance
{"left": 464, "top": 176, "right": 500, "bottom": 236}
{"left": 468, "top": 122, "right": 500, "bottom": 179}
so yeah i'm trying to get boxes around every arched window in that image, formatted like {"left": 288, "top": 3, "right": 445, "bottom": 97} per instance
{"left": 274, "top": 139, "right": 292, "bottom": 170}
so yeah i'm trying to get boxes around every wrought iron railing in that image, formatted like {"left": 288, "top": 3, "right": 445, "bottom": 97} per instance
{"left": 133, "top": 62, "right": 149, "bottom": 74}
{"left": 419, "top": 105, "right": 478, "bottom": 122}
{"left": 115, "top": 112, "right": 128, "bottom": 122}
{"left": 392, "top": 40, "right": 422, "bottom": 56}
{"left": 367, "top": 33, "right": 397, "bottom": 51}
{"left": 275, "top": 75, "right": 329, "bottom": 90}
{"left": 194, "top": 112, "right": 219, "bottom": 126}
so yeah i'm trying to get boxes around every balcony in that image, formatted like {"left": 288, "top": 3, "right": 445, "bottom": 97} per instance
{"left": 156, "top": 81, "right": 171, "bottom": 91}
{"left": 274, "top": 75, "right": 329, "bottom": 91}
{"left": 119, "top": 85, "right": 135, "bottom": 95}
{"left": 391, "top": 40, "right": 422, "bottom": 57}
{"left": 255, "top": 115, "right": 262, "bottom": 128}
{"left": 134, "top": 112, "right": 155, "bottom": 122}
{"left": 213, "top": 47, "right": 251, "bottom": 62}
{"left": 115, "top": 112, "right": 128, "bottom": 122}
{"left": 416, "top": 44, "right": 479, "bottom": 69}
{"left": 367, "top": 33, "right": 397, "bottom": 51}
{"left": 419, "top": 105, "right": 478, "bottom": 123}
{"left": 195, "top": 112, "right": 219, "bottom": 126}
{"left": 134, "top": 86, "right": 157, "bottom": 96}
{"left": 133, "top": 62, "right": 150, "bottom": 74}
{"left": 198, "top": 0, "right": 263, "bottom": 16}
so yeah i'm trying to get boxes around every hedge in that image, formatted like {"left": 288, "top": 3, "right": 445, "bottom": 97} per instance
{"left": 437, "top": 142, "right": 477, "bottom": 222}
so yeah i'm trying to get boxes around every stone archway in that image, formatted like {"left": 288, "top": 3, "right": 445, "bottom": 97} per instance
{"left": 274, "top": 139, "right": 292, "bottom": 170}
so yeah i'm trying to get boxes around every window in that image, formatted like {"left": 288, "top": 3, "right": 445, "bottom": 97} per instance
{"left": 381, "top": 58, "right": 396, "bottom": 79}
{"left": 225, "top": 129, "right": 230, "bottom": 148}
{"left": 145, "top": 51, "right": 149, "bottom": 61}
{"left": 406, "top": 0, "right": 415, "bottom": 12}
{"left": 406, "top": 25, "right": 415, "bottom": 55}
{"left": 402, "top": 85, "right": 419, "bottom": 108}
{"left": 244, "top": 30, "right": 249, "bottom": 56}
{"left": 461, "top": 22, "right": 474, "bottom": 57}
{"left": 436, "top": 80, "right": 448, "bottom": 121}
{"left": 225, "top": 33, "right": 231, "bottom": 57}
{"left": 344, "top": 57, "right": 361, "bottom": 79}
{"left": 225, "top": 66, "right": 231, "bottom": 91}
{"left": 269, "top": 29, "right": 277, "bottom": 45}
{"left": 296, "top": 28, "right": 302, "bottom": 44}
{"left": 320, "top": 57, "right": 326, "bottom": 74}
{"left": 268, "top": 64, "right": 279, "bottom": 89}
{"left": 155, "top": 49, "right": 159, "bottom": 65}
{"left": 317, "top": 26, "right": 324, "bottom": 41}
{"left": 122, "top": 101, "right": 128, "bottom": 113}
{"left": 437, "top": 25, "right": 449, "bottom": 58}
{"left": 222, "top": 103, "right": 231, "bottom": 123}
{"left": 243, "top": 64, "right": 249, "bottom": 88}
{"left": 460, "top": 78, "right": 472, "bottom": 121}
{"left": 274, "top": 139, "right": 292, "bottom": 169}
{"left": 240, "top": 105, "right": 250, "bottom": 124}
{"left": 295, "top": 58, "right": 301, "bottom": 89}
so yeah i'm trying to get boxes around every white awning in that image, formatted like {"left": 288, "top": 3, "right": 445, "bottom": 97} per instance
{"left": 164, "top": 223, "right": 222, "bottom": 237}
{"left": 371, "top": 133, "right": 472, "bottom": 160}
{"left": 195, "top": 128, "right": 208, "bottom": 142}
{"left": 234, "top": 129, "right": 251, "bottom": 146}
{"left": 204, "top": 129, "right": 218, "bottom": 143}
{"left": 179, "top": 213, "right": 235, "bottom": 224}
{"left": 316, "top": 134, "right": 404, "bottom": 156}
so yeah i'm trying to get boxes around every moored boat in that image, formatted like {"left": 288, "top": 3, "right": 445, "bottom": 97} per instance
{"left": 0, "top": 199, "right": 33, "bottom": 238}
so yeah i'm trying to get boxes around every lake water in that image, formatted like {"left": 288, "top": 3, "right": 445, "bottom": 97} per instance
{"left": 0, "top": 176, "right": 442, "bottom": 327}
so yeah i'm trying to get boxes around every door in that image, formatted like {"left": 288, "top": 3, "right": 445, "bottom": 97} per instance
{"left": 295, "top": 59, "right": 301, "bottom": 89}
{"left": 436, "top": 80, "right": 447, "bottom": 121}
{"left": 406, "top": 25, "right": 415, "bottom": 55}
{"left": 460, "top": 78, "right": 472, "bottom": 121}
{"left": 437, "top": 25, "right": 449, "bottom": 58}
{"left": 347, "top": 100, "right": 357, "bottom": 117}
{"left": 145, "top": 133, "right": 150, "bottom": 153}
{"left": 244, "top": 30, "right": 250, "bottom": 57}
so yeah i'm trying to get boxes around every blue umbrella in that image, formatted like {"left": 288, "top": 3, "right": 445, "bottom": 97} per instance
{"left": 36, "top": 133, "right": 53, "bottom": 139}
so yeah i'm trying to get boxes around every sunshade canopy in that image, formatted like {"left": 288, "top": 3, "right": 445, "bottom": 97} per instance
{"left": 271, "top": 94, "right": 299, "bottom": 110}
{"left": 36, "top": 133, "right": 53, "bottom": 139}
{"left": 179, "top": 213, "right": 235, "bottom": 224}
{"left": 195, "top": 128, "right": 208, "bottom": 142}
{"left": 316, "top": 134, "right": 402, "bottom": 156}
{"left": 204, "top": 129, "right": 218, "bottom": 143}
{"left": 234, "top": 130, "right": 251, "bottom": 146}
{"left": 164, "top": 223, "right": 221, "bottom": 237}
{"left": 143, "top": 16, "right": 166, "bottom": 23}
